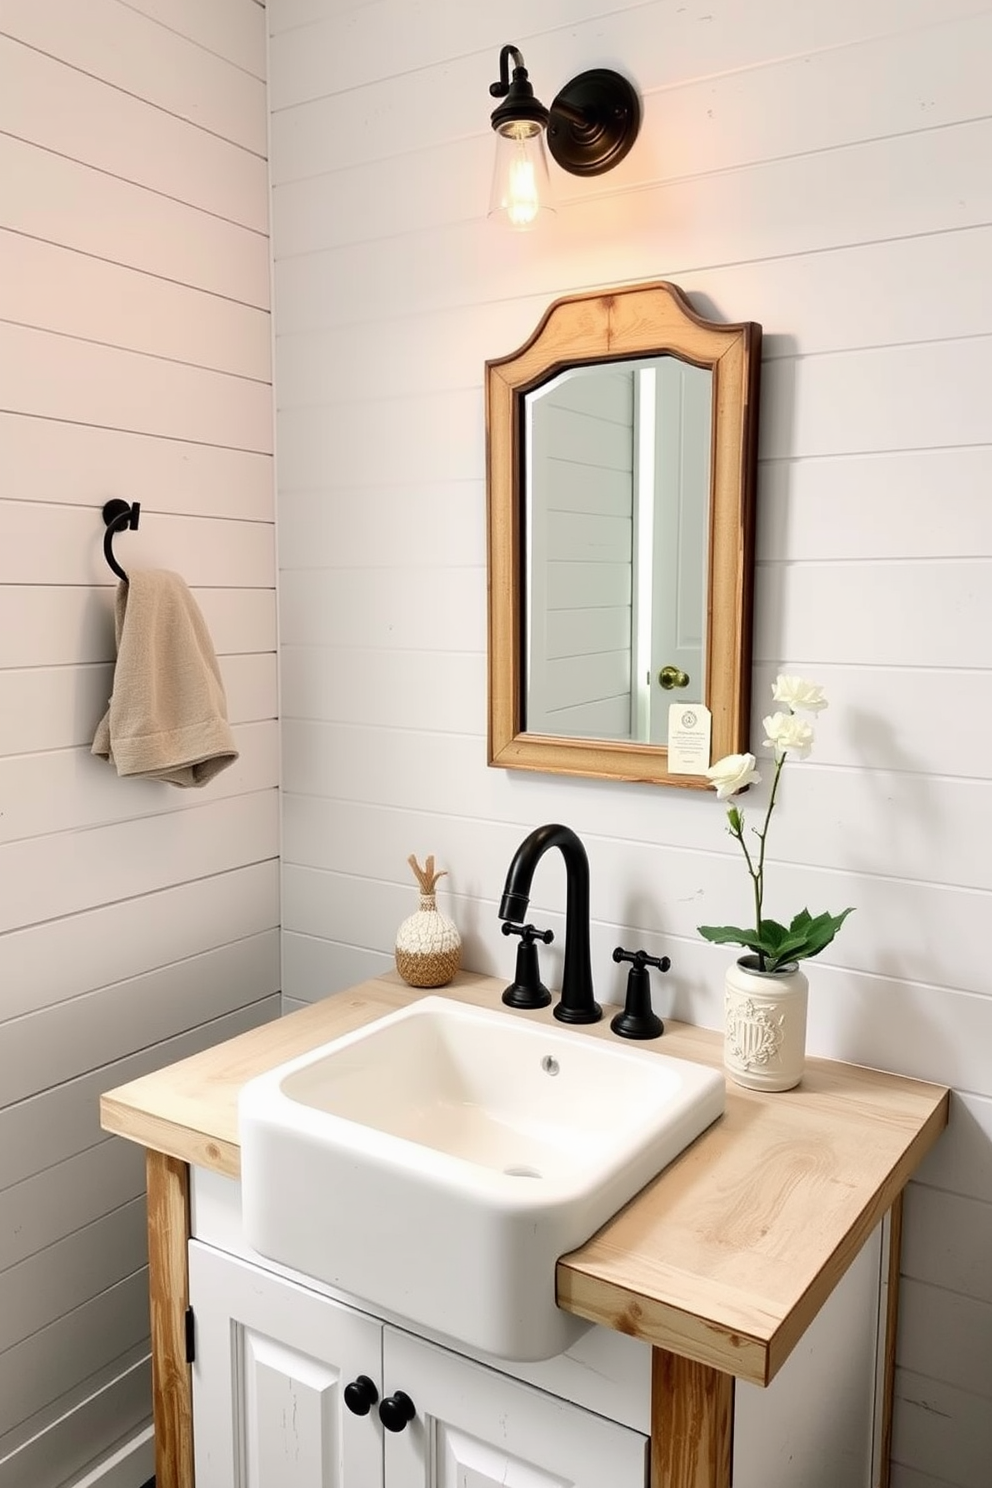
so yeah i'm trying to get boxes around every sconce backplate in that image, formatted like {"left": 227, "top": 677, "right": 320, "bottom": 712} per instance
{"left": 547, "top": 68, "right": 641, "bottom": 176}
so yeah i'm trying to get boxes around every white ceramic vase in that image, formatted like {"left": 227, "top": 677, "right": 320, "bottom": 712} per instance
{"left": 724, "top": 955, "right": 809, "bottom": 1092}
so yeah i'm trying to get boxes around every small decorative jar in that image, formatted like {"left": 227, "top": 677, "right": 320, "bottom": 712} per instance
{"left": 395, "top": 854, "right": 461, "bottom": 988}
{"left": 724, "top": 955, "right": 808, "bottom": 1092}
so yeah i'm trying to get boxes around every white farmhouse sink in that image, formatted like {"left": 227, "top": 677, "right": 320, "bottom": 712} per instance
{"left": 239, "top": 996, "right": 724, "bottom": 1361}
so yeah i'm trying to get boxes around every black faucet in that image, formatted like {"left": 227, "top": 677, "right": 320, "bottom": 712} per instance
{"left": 498, "top": 824, "right": 601, "bottom": 1024}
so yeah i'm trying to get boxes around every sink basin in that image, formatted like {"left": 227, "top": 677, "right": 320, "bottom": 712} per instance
{"left": 239, "top": 995, "right": 724, "bottom": 1361}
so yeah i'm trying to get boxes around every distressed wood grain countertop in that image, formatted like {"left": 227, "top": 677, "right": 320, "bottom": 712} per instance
{"left": 100, "top": 969, "right": 948, "bottom": 1387}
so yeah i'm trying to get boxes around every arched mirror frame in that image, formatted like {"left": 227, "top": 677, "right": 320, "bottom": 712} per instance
{"left": 486, "top": 280, "right": 761, "bottom": 788}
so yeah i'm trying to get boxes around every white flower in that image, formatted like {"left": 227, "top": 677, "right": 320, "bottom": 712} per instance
{"left": 706, "top": 752, "right": 761, "bottom": 800}
{"left": 763, "top": 711, "right": 814, "bottom": 759}
{"left": 772, "top": 675, "right": 828, "bottom": 713}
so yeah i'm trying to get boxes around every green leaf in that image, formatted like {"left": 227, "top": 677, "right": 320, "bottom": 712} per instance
{"left": 762, "top": 907, "right": 856, "bottom": 971}
{"left": 757, "top": 918, "right": 790, "bottom": 950}
{"left": 698, "top": 923, "right": 759, "bottom": 947}
{"left": 700, "top": 909, "right": 855, "bottom": 973}
{"left": 697, "top": 923, "right": 767, "bottom": 959}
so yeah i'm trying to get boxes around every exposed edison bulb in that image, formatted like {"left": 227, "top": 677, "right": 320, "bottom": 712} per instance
{"left": 505, "top": 148, "right": 540, "bottom": 227}
{"left": 488, "top": 124, "right": 555, "bottom": 231}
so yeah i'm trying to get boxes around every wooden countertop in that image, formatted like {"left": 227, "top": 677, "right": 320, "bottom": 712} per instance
{"left": 100, "top": 970, "right": 948, "bottom": 1386}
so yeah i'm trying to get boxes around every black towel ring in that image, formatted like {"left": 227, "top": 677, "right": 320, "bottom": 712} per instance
{"left": 102, "top": 499, "right": 140, "bottom": 582}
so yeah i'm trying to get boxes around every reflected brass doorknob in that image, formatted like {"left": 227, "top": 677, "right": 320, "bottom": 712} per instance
{"left": 658, "top": 666, "right": 690, "bottom": 690}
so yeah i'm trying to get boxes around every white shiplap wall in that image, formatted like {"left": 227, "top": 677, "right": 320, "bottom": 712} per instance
{"left": 270, "top": 3, "right": 992, "bottom": 1485}
{"left": 0, "top": 3, "right": 278, "bottom": 1484}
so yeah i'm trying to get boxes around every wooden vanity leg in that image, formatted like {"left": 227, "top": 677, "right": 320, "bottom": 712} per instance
{"left": 650, "top": 1348, "right": 734, "bottom": 1488}
{"left": 146, "top": 1150, "right": 194, "bottom": 1488}
{"left": 878, "top": 1193, "right": 904, "bottom": 1488}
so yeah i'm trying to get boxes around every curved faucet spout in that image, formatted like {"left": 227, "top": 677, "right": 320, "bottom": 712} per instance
{"left": 499, "top": 824, "right": 601, "bottom": 1024}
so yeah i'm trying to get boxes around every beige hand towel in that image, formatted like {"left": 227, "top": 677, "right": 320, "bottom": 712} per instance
{"left": 92, "top": 569, "right": 238, "bottom": 788}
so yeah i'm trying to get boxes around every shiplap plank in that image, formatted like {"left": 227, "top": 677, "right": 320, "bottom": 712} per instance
{"left": 0, "top": 789, "right": 278, "bottom": 935}
{"left": 0, "top": 502, "right": 274, "bottom": 587}
{"left": 0, "top": 232, "right": 271, "bottom": 380}
{"left": 0, "top": 1340, "right": 150, "bottom": 1469}
{"left": 757, "top": 446, "right": 992, "bottom": 562}
{"left": 276, "top": 481, "right": 483, "bottom": 564}
{"left": 0, "top": 413, "right": 273, "bottom": 521}
{"left": 275, "top": 226, "right": 992, "bottom": 406}
{"left": 0, "top": 586, "right": 275, "bottom": 668}
{"left": 0, "top": 0, "right": 267, "bottom": 153}
{"left": 0, "top": 325, "right": 272, "bottom": 453}
{"left": 280, "top": 644, "right": 483, "bottom": 729}
{"left": 901, "top": 1187, "right": 992, "bottom": 1305}
{"left": 890, "top": 1468, "right": 958, "bottom": 1488}
{"left": 0, "top": 998, "right": 278, "bottom": 1193}
{"left": 893, "top": 1369, "right": 991, "bottom": 1488}
{"left": 0, "top": 652, "right": 276, "bottom": 759}
{"left": 1, "top": 930, "right": 280, "bottom": 1107}
{"left": 0, "top": 135, "right": 269, "bottom": 307}
{"left": 707, "top": 763, "right": 992, "bottom": 896}
{"left": 0, "top": 1200, "right": 148, "bottom": 1355}
{"left": 271, "top": 15, "right": 992, "bottom": 260}
{"left": 0, "top": 861, "right": 278, "bottom": 1023}
{"left": 761, "top": 337, "right": 992, "bottom": 461}
{"left": 0, "top": 38, "right": 267, "bottom": 232}
{"left": 0, "top": 1355, "right": 151, "bottom": 1488}
{"left": 270, "top": 2, "right": 990, "bottom": 171}
{"left": 270, "top": 0, "right": 985, "bottom": 105}
{"left": 0, "top": 1138, "right": 145, "bottom": 1272}
{"left": 121, "top": 0, "right": 267, "bottom": 78}
{"left": 914, "top": 1093, "right": 992, "bottom": 1205}
{"left": 275, "top": 390, "right": 479, "bottom": 488}
{"left": 273, "top": 118, "right": 992, "bottom": 334}
{"left": 282, "top": 933, "right": 392, "bottom": 1001}
{"left": 0, "top": 1275, "right": 150, "bottom": 1441}
{"left": 749, "top": 659, "right": 992, "bottom": 782}
{"left": 897, "top": 1279, "right": 992, "bottom": 1401}
{"left": 278, "top": 563, "right": 485, "bottom": 650}
{"left": 753, "top": 559, "right": 992, "bottom": 669}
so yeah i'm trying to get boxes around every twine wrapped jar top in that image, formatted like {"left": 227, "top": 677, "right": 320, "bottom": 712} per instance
{"left": 394, "top": 854, "right": 462, "bottom": 988}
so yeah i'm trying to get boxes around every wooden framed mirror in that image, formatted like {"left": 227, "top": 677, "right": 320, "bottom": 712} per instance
{"left": 486, "top": 281, "right": 761, "bottom": 788}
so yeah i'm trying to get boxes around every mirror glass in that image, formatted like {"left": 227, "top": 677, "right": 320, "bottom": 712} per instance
{"left": 486, "top": 281, "right": 761, "bottom": 788}
{"left": 524, "top": 356, "right": 712, "bottom": 745}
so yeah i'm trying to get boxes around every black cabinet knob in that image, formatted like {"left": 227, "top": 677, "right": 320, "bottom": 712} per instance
{"left": 344, "top": 1375, "right": 379, "bottom": 1416}
{"left": 378, "top": 1390, "right": 416, "bottom": 1432}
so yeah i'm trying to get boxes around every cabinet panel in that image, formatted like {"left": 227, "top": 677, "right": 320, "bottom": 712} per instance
{"left": 189, "top": 1241, "right": 382, "bottom": 1488}
{"left": 240, "top": 1332, "right": 341, "bottom": 1487}
{"left": 383, "top": 1328, "right": 648, "bottom": 1488}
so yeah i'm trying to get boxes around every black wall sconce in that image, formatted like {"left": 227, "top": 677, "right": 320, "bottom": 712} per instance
{"left": 488, "top": 44, "right": 641, "bottom": 230}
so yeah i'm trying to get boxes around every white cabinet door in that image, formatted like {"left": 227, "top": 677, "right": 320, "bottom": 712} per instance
{"left": 189, "top": 1240, "right": 384, "bottom": 1488}
{"left": 383, "top": 1327, "right": 648, "bottom": 1488}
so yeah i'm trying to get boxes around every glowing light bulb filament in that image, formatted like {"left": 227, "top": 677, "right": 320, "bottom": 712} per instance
{"left": 506, "top": 149, "right": 539, "bottom": 228}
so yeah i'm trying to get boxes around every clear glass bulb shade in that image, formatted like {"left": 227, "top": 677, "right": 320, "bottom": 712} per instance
{"left": 488, "top": 127, "right": 555, "bottom": 231}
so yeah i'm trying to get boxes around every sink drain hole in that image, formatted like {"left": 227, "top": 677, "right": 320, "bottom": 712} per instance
{"left": 504, "top": 1164, "right": 542, "bottom": 1179}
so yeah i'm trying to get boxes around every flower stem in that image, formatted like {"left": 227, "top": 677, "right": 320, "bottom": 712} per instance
{"left": 749, "top": 752, "right": 787, "bottom": 968}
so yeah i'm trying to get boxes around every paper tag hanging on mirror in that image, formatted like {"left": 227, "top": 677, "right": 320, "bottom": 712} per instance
{"left": 667, "top": 704, "right": 712, "bottom": 775}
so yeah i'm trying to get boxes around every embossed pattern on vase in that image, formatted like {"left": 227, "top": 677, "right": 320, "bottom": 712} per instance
{"left": 725, "top": 994, "right": 786, "bottom": 1071}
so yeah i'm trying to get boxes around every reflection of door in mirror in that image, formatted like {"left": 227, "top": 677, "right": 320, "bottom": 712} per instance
{"left": 524, "top": 357, "right": 711, "bottom": 745}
